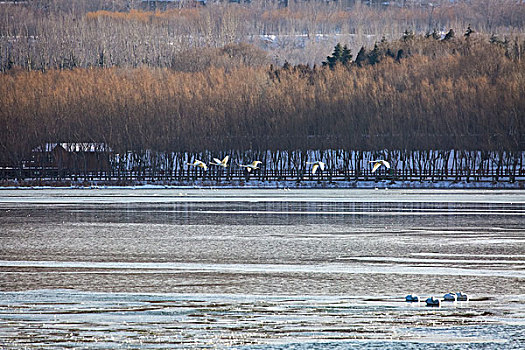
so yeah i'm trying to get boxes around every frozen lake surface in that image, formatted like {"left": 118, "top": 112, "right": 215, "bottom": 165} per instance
{"left": 0, "top": 189, "right": 524, "bottom": 349}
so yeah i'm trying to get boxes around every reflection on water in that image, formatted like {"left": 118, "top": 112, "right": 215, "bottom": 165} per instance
{"left": 2, "top": 200, "right": 525, "bottom": 226}
{"left": 0, "top": 189, "right": 524, "bottom": 349}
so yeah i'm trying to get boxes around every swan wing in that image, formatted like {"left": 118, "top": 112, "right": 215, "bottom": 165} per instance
{"left": 372, "top": 162, "right": 381, "bottom": 173}
{"left": 195, "top": 160, "right": 207, "bottom": 170}
{"left": 319, "top": 162, "right": 325, "bottom": 171}
{"left": 222, "top": 156, "right": 229, "bottom": 165}
{"left": 312, "top": 163, "right": 319, "bottom": 174}
{"left": 382, "top": 160, "right": 391, "bottom": 169}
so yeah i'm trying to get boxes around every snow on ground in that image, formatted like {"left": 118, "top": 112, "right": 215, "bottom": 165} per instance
{"left": 2, "top": 179, "right": 523, "bottom": 190}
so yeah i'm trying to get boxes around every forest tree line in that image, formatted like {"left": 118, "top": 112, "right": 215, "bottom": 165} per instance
{"left": 1, "top": 0, "right": 525, "bottom": 69}
{"left": 1, "top": 33, "right": 524, "bottom": 170}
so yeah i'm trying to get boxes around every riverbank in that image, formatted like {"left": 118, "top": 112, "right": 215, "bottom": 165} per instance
{"left": 1, "top": 179, "right": 523, "bottom": 189}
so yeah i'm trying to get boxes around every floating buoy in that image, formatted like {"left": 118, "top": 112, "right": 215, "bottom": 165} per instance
{"left": 426, "top": 296, "right": 441, "bottom": 307}
{"left": 456, "top": 292, "right": 469, "bottom": 301}
{"left": 405, "top": 294, "right": 419, "bottom": 302}
{"left": 443, "top": 292, "right": 457, "bottom": 302}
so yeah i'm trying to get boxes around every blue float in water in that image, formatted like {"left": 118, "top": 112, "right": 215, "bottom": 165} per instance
{"left": 443, "top": 292, "right": 457, "bottom": 301}
{"left": 426, "top": 296, "right": 441, "bottom": 307}
{"left": 405, "top": 294, "right": 419, "bottom": 302}
{"left": 456, "top": 292, "right": 469, "bottom": 301}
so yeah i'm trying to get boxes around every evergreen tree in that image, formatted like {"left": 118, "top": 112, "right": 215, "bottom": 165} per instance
{"left": 443, "top": 29, "right": 455, "bottom": 41}
{"left": 341, "top": 45, "right": 353, "bottom": 65}
{"left": 323, "top": 43, "right": 343, "bottom": 68}
{"left": 395, "top": 49, "right": 405, "bottom": 62}
{"left": 368, "top": 43, "right": 381, "bottom": 65}
{"left": 355, "top": 46, "right": 367, "bottom": 67}
{"left": 323, "top": 43, "right": 352, "bottom": 69}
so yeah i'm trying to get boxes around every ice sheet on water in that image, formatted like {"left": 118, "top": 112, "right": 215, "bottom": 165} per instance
{"left": 0, "top": 289, "right": 523, "bottom": 349}
{"left": 0, "top": 189, "right": 524, "bottom": 348}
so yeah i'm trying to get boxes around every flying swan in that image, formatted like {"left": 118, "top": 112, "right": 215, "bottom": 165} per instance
{"left": 239, "top": 161, "right": 262, "bottom": 172}
{"left": 210, "top": 156, "right": 229, "bottom": 168}
{"left": 369, "top": 159, "right": 391, "bottom": 173}
{"left": 307, "top": 161, "right": 325, "bottom": 174}
{"left": 187, "top": 160, "right": 208, "bottom": 171}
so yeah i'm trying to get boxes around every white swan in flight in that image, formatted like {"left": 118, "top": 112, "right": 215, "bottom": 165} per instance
{"left": 187, "top": 160, "right": 208, "bottom": 171}
{"left": 239, "top": 161, "right": 262, "bottom": 172}
{"left": 307, "top": 161, "right": 325, "bottom": 174}
{"left": 210, "top": 155, "right": 229, "bottom": 168}
{"left": 369, "top": 159, "right": 391, "bottom": 173}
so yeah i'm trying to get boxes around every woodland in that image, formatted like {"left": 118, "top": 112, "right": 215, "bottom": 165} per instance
{"left": 0, "top": 0, "right": 524, "bottom": 181}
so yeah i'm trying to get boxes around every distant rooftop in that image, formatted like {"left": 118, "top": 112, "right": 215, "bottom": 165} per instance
{"left": 33, "top": 143, "right": 113, "bottom": 153}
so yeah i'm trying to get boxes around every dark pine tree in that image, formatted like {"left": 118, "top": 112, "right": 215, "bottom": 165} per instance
{"left": 341, "top": 45, "right": 353, "bottom": 65}
{"left": 355, "top": 46, "right": 368, "bottom": 67}
{"left": 443, "top": 29, "right": 455, "bottom": 41}
{"left": 323, "top": 43, "right": 344, "bottom": 69}
{"left": 395, "top": 49, "right": 406, "bottom": 62}
{"left": 368, "top": 43, "right": 381, "bottom": 65}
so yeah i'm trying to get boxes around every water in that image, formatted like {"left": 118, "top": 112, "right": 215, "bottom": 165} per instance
{"left": 0, "top": 188, "right": 524, "bottom": 349}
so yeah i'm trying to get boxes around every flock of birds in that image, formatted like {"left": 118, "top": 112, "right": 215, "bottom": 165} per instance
{"left": 187, "top": 156, "right": 262, "bottom": 173}
{"left": 187, "top": 156, "right": 391, "bottom": 174}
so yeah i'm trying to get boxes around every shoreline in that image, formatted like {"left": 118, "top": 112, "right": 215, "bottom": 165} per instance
{"left": 1, "top": 179, "right": 523, "bottom": 190}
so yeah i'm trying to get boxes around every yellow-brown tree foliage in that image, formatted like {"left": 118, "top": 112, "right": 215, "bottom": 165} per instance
{"left": 1, "top": 37, "right": 524, "bottom": 166}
